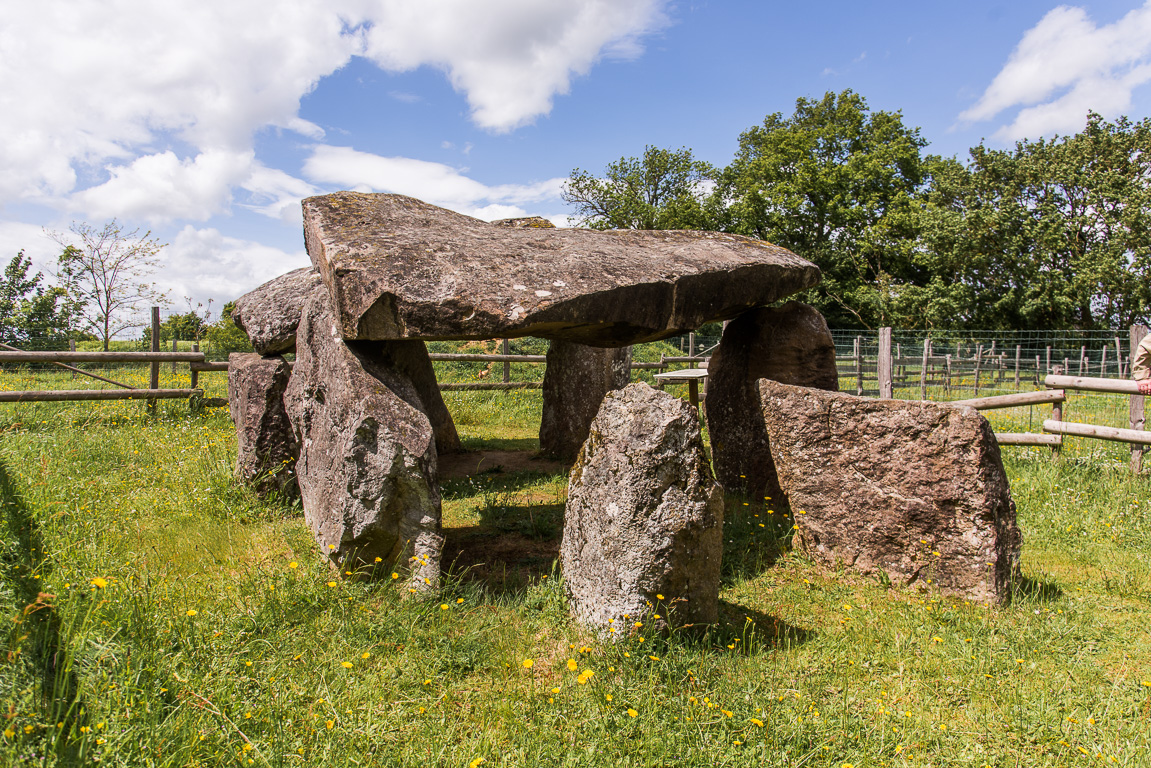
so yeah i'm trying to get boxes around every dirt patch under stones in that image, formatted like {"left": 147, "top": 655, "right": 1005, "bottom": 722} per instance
{"left": 438, "top": 450, "right": 567, "bottom": 480}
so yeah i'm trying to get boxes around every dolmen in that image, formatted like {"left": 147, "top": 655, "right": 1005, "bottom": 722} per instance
{"left": 227, "top": 191, "right": 821, "bottom": 587}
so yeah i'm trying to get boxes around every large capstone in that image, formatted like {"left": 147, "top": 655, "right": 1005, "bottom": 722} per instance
{"left": 705, "top": 302, "right": 838, "bottom": 501}
{"left": 562, "top": 383, "right": 723, "bottom": 636}
{"left": 302, "top": 192, "right": 820, "bottom": 345}
{"left": 758, "top": 380, "right": 1021, "bottom": 603}
{"left": 232, "top": 267, "right": 323, "bottom": 355}
{"left": 539, "top": 340, "right": 632, "bottom": 461}
{"left": 284, "top": 289, "right": 443, "bottom": 588}
{"left": 227, "top": 353, "right": 298, "bottom": 498}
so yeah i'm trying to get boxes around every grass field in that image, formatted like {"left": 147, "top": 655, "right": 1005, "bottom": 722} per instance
{"left": 2, "top": 362, "right": 1151, "bottom": 767}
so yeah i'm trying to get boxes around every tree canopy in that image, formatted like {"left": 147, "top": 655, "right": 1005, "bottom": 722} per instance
{"left": 564, "top": 91, "right": 1151, "bottom": 331}
{"left": 0, "top": 251, "right": 82, "bottom": 348}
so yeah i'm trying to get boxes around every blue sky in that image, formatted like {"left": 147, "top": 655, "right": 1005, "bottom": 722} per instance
{"left": 3, "top": 0, "right": 1151, "bottom": 322}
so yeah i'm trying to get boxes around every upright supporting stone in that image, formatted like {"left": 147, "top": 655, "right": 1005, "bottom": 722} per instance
{"left": 705, "top": 302, "right": 838, "bottom": 501}
{"left": 227, "top": 353, "right": 298, "bottom": 498}
{"left": 539, "top": 340, "right": 631, "bottom": 460}
{"left": 758, "top": 380, "right": 1021, "bottom": 603}
{"left": 376, "top": 340, "right": 461, "bottom": 455}
{"left": 284, "top": 291, "right": 442, "bottom": 588}
{"left": 562, "top": 383, "right": 723, "bottom": 636}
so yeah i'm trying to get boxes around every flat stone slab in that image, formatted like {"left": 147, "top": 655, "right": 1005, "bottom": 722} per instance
{"left": 758, "top": 380, "right": 1021, "bottom": 603}
{"left": 232, "top": 267, "right": 324, "bottom": 355}
{"left": 302, "top": 192, "right": 820, "bottom": 345}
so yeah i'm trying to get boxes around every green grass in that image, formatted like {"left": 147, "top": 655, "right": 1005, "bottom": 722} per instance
{"left": 2, "top": 372, "right": 1151, "bottom": 766}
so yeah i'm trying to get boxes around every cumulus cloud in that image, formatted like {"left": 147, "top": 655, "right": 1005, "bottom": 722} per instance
{"left": 303, "top": 145, "right": 565, "bottom": 218}
{"left": 161, "top": 226, "right": 311, "bottom": 306}
{"left": 961, "top": 3, "right": 1151, "bottom": 141}
{"left": 0, "top": 0, "right": 667, "bottom": 220}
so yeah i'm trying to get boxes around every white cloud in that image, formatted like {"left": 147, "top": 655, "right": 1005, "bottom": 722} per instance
{"left": 303, "top": 145, "right": 564, "bottom": 218}
{"left": 161, "top": 226, "right": 311, "bottom": 306}
{"left": 0, "top": 0, "right": 667, "bottom": 220}
{"left": 361, "top": 0, "right": 669, "bottom": 132}
{"left": 961, "top": 3, "right": 1151, "bottom": 141}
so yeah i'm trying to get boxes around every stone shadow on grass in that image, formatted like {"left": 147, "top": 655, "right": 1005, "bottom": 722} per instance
{"left": 711, "top": 600, "right": 817, "bottom": 652}
{"left": 1010, "top": 574, "right": 1063, "bottom": 603}
{"left": 719, "top": 493, "right": 795, "bottom": 588}
{"left": 441, "top": 522, "right": 560, "bottom": 595}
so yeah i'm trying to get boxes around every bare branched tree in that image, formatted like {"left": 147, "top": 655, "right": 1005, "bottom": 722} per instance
{"left": 48, "top": 220, "right": 169, "bottom": 350}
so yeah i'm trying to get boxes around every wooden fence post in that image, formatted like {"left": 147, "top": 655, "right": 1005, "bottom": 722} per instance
{"left": 878, "top": 327, "right": 893, "bottom": 399}
{"left": 1100, "top": 345, "right": 1108, "bottom": 377}
{"left": 191, "top": 341, "right": 200, "bottom": 390}
{"left": 69, "top": 339, "right": 77, "bottom": 380}
{"left": 1130, "top": 325, "right": 1147, "bottom": 472}
{"left": 945, "top": 354, "right": 952, "bottom": 397}
{"left": 1046, "top": 346, "right": 1052, "bottom": 374}
{"left": 688, "top": 332, "right": 695, "bottom": 358}
{"left": 1116, "top": 337, "right": 1125, "bottom": 377}
{"left": 973, "top": 344, "right": 983, "bottom": 396}
{"left": 919, "top": 338, "right": 929, "bottom": 401}
{"left": 854, "top": 336, "right": 863, "bottom": 396}
{"left": 148, "top": 307, "right": 160, "bottom": 414}
{"left": 502, "top": 339, "right": 510, "bottom": 383}
{"left": 172, "top": 337, "right": 179, "bottom": 375}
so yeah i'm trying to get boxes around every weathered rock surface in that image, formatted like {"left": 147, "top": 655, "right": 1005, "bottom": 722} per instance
{"left": 232, "top": 267, "right": 323, "bottom": 354}
{"left": 492, "top": 216, "right": 555, "bottom": 229}
{"left": 706, "top": 302, "right": 838, "bottom": 500}
{"left": 302, "top": 192, "right": 820, "bottom": 345}
{"left": 373, "top": 340, "right": 461, "bottom": 455}
{"left": 757, "top": 380, "right": 1021, "bottom": 603}
{"left": 227, "top": 353, "right": 298, "bottom": 498}
{"left": 539, "top": 340, "right": 632, "bottom": 460}
{"left": 562, "top": 383, "right": 724, "bottom": 635}
{"left": 284, "top": 290, "right": 442, "bottom": 587}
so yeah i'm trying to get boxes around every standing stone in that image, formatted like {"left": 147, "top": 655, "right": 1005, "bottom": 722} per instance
{"left": 227, "top": 353, "right": 298, "bottom": 498}
{"left": 706, "top": 302, "right": 838, "bottom": 501}
{"left": 758, "top": 380, "right": 1021, "bottom": 603}
{"left": 284, "top": 290, "right": 442, "bottom": 587}
{"left": 231, "top": 267, "right": 324, "bottom": 355}
{"left": 539, "top": 341, "right": 632, "bottom": 460}
{"left": 562, "top": 383, "right": 723, "bottom": 636}
{"left": 375, "top": 340, "right": 461, "bottom": 455}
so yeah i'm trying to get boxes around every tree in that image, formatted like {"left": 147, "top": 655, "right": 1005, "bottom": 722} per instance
{"left": 0, "top": 251, "right": 82, "bottom": 347}
{"left": 915, "top": 112, "right": 1151, "bottom": 330}
{"left": 718, "top": 90, "right": 929, "bottom": 328}
{"left": 563, "top": 146, "right": 718, "bottom": 230}
{"left": 50, "top": 221, "right": 169, "bottom": 350}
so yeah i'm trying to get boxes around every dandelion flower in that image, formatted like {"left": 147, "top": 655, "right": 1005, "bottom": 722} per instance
{"left": 440, "top": 604, "right": 449, "bottom": 611}
{"left": 627, "top": 708, "right": 638, "bottom": 718}
{"left": 362, "top": 652, "right": 371, "bottom": 659}
{"left": 325, "top": 720, "right": 334, "bottom": 730}
{"left": 341, "top": 661, "right": 353, "bottom": 669}
{"left": 751, "top": 718, "right": 764, "bottom": 727}
{"left": 522, "top": 659, "right": 533, "bottom": 669}
{"left": 656, "top": 594, "right": 664, "bottom": 601}
{"left": 185, "top": 609, "right": 197, "bottom": 617}
{"left": 551, "top": 686, "right": 560, "bottom": 694}
{"left": 374, "top": 557, "right": 383, "bottom": 563}
{"left": 391, "top": 573, "right": 399, "bottom": 580}
{"left": 605, "top": 694, "right": 613, "bottom": 702}
{"left": 567, "top": 659, "right": 578, "bottom": 671}
{"left": 648, "top": 655, "right": 660, "bottom": 661}
{"left": 469, "top": 760, "right": 485, "bottom": 768}
{"left": 91, "top": 577, "right": 108, "bottom": 589}
{"left": 457, "top": 598, "right": 464, "bottom": 604}
{"left": 289, "top": 561, "right": 298, "bottom": 569}
{"left": 327, "top": 581, "right": 337, "bottom": 588}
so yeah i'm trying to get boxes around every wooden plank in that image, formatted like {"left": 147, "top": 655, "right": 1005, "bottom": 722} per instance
{"left": 501, "top": 339, "right": 511, "bottom": 382}
{"left": 1043, "top": 419, "right": 1151, "bottom": 445}
{"left": 1014, "top": 344, "right": 1021, "bottom": 388}
{"left": 0, "top": 351, "right": 206, "bottom": 363}
{"left": 428, "top": 353, "right": 546, "bottom": 363}
{"left": 995, "top": 432, "right": 1062, "bottom": 446}
{"left": 191, "top": 341, "right": 200, "bottom": 388}
{"left": 0, "top": 388, "right": 202, "bottom": 403}
{"left": 438, "top": 381, "right": 543, "bottom": 391}
{"left": 0, "top": 342, "right": 136, "bottom": 389}
{"left": 952, "top": 390, "right": 1066, "bottom": 411}
{"left": 1044, "top": 374, "right": 1141, "bottom": 395}
{"left": 189, "top": 361, "right": 230, "bottom": 372}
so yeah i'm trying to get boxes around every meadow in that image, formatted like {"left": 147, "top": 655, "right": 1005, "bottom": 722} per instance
{"left": 1, "top": 353, "right": 1151, "bottom": 767}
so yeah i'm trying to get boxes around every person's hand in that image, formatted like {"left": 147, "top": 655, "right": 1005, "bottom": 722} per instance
{"left": 1138, "top": 379, "right": 1151, "bottom": 395}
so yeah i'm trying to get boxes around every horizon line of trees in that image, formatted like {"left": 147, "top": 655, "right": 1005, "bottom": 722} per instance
{"left": 564, "top": 90, "right": 1151, "bottom": 332}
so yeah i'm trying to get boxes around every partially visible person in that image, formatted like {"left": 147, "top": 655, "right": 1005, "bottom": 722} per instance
{"left": 1134, "top": 332, "right": 1151, "bottom": 395}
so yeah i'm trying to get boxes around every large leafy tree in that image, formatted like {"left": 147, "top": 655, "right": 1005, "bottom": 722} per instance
{"left": 717, "top": 90, "right": 929, "bottom": 328}
{"left": 49, "top": 221, "right": 169, "bottom": 350}
{"left": 562, "top": 146, "right": 717, "bottom": 230}
{"left": 0, "top": 251, "right": 82, "bottom": 347}
{"left": 914, "top": 112, "right": 1151, "bottom": 330}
